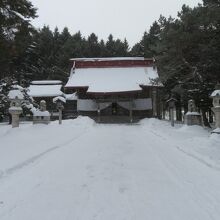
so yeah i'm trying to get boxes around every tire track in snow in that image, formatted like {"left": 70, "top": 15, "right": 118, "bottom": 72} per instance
{"left": 0, "top": 128, "right": 90, "bottom": 180}
{"left": 149, "top": 129, "right": 220, "bottom": 171}
{"left": 148, "top": 129, "right": 220, "bottom": 220}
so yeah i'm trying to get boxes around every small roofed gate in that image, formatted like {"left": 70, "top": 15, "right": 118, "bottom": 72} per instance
{"left": 64, "top": 57, "right": 162, "bottom": 123}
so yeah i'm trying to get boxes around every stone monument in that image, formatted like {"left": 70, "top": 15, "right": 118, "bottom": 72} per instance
{"left": 184, "top": 99, "right": 202, "bottom": 126}
{"left": 210, "top": 84, "right": 220, "bottom": 134}
{"left": 9, "top": 97, "right": 23, "bottom": 128}
{"left": 33, "top": 100, "right": 50, "bottom": 124}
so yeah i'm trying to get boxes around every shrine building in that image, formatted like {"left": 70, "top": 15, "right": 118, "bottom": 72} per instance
{"left": 64, "top": 57, "right": 162, "bottom": 122}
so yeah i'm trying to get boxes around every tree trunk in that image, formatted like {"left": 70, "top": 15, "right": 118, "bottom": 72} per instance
{"left": 9, "top": 114, "right": 12, "bottom": 125}
{"left": 176, "top": 105, "right": 182, "bottom": 121}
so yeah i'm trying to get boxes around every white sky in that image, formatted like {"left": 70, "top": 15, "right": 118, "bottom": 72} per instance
{"left": 31, "top": 0, "right": 202, "bottom": 47}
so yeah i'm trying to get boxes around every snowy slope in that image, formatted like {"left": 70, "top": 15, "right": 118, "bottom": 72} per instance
{"left": 0, "top": 118, "right": 220, "bottom": 220}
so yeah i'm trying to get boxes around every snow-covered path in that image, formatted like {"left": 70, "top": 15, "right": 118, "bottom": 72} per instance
{"left": 0, "top": 118, "right": 220, "bottom": 220}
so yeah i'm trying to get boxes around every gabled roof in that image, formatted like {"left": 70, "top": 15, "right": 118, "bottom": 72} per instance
{"left": 28, "top": 80, "right": 63, "bottom": 98}
{"left": 28, "top": 84, "right": 63, "bottom": 97}
{"left": 31, "top": 80, "right": 62, "bottom": 85}
{"left": 70, "top": 57, "right": 145, "bottom": 62}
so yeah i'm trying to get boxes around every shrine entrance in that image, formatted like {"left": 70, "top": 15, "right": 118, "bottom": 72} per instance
{"left": 112, "top": 102, "right": 118, "bottom": 115}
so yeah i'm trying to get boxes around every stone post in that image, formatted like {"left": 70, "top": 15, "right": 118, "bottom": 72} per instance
{"left": 58, "top": 109, "right": 62, "bottom": 124}
{"left": 53, "top": 97, "right": 65, "bottom": 125}
{"left": 56, "top": 101, "right": 64, "bottom": 125}
{"left": 166, "top": 97, "right": 176, "bottom": 127}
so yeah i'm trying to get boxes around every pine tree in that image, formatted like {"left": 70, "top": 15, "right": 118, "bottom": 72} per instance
{"left": 0, "top": 0, "right": 37, "bottom": 77}
{"left": 86, "top": 33, "right": 101, "bottom": 57}
{"left": 106, "top": 34, "right": 115, "bottom": 56}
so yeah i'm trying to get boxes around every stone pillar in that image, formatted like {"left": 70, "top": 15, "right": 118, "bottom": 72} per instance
{"left": 57, "top": 101, "right": 64, "bottom": 125}
{"left": 59, "top": 109, "right": 62, "bottom": 124}
{"left": 166, "top": 97, "right": 176, "bottom": 127}
{"left": 53, "top": 97, "right": 66, "bottom": 125}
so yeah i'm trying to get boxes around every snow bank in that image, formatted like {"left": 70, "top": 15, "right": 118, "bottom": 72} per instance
{"left": 0, "top": 117, "right": 94, "bottom": 173}
{"left": 140, "top": 118, "right": 220, "bottom": 169}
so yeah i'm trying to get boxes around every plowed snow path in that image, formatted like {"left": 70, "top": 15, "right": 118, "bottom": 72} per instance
{"left": 0, "top": 121, "right": 220, "bottom": 220}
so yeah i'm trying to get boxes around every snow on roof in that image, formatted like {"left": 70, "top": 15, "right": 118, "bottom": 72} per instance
{"left": 28, "top": 84, "right": 63, "bottom": 97}
{"left": 53, "top": 96, "right": 66, "bottom": 103}
{"left": 70, "top": 57, "right": 145, "bottom": 62}
{"left": 65, "top": 67, "right": 159, "bottom": 93}
{"left": 11, "top": 85, "right": 24, "bottom": 90}
{"left": 8, "top": 89, "right": 24, "bottom": 100}
{"left": 64, "top": 93, "right": 78, "bottom": 100}
{"left": 211, "top": 90, "right": 220, "bottom": 97}
{"left": 31, "top": 80, "right": 62, "bottom": 85}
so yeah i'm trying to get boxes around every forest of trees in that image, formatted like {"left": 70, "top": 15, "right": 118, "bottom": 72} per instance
{"left": 0, "top": 0, "right": 220, "bottom": 124}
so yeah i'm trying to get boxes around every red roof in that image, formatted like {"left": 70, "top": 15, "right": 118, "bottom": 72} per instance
{"left": 70, "top": 57, "right": 154, "bottom": 69}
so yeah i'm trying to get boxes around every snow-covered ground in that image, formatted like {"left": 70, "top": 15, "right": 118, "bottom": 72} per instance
{"left": 0, "top": 117, "right": 220, "bottom": 220}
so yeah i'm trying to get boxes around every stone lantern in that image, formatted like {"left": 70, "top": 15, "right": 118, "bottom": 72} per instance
{"left": 53, "top": 96, "right": 66, "bottom": 124}
{"left": 210, "top": 84, "right": 220, "bottom": 134}
{"left": 9, "top": 97, "right": 23, "bottom": 128}
{"left": 166, "top": 97, "right": 177, "bottom": 127}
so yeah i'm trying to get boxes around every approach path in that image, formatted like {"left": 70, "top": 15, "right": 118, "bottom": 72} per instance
{"left": 0, "top": 120, "right": 219, "bottom": 220}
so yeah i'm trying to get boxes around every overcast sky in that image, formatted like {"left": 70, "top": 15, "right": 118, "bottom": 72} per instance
{"left": 31, "top": 0, "right": 202, "bottom": 47}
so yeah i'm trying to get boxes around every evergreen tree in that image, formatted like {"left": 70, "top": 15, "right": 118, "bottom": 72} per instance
{"left": 86, "top": 33, "right": 101, "bottom": 57}
{"left": 106, "top": 34, "right": 116, "bottom": 56}
{"left": 0, "top": 0, "right": 37, "bottom": 77}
